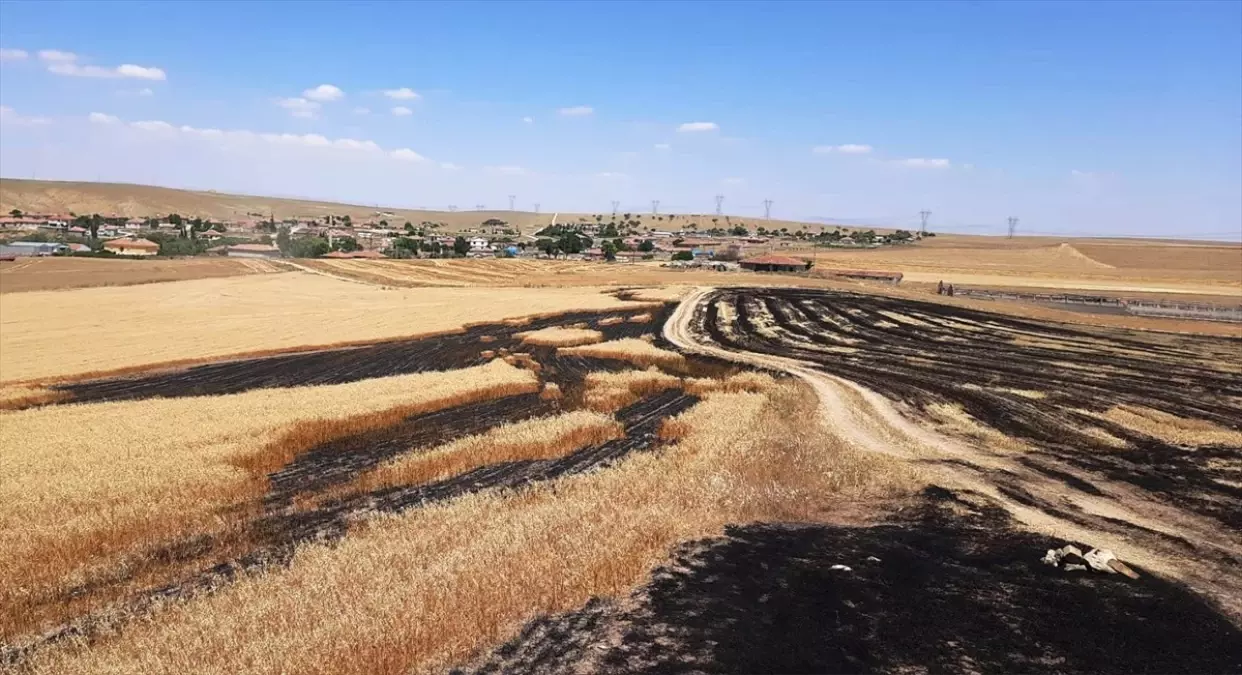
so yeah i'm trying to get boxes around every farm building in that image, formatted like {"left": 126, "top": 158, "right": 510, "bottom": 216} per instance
{"left": 66, "top": 243, "right": 92, "bottom": 253}
{"left": 226, "top": 243, "right": 282, "bottom": 259}
{"left": 322, "top": 250, "right": 387, "bottom": 259}
{"left": 103, "top": 238, "right": 159, "bottom": 256}
{"left": 739, "top": 254, "right": 808, "bottom": 273}
{"left": 0, "top": 241, "right": 68, "bottom": 257}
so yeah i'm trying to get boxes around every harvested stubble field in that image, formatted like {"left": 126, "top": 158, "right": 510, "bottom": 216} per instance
{"left": 3, "top": 277, "right": 1242, "bottom": 674}
{"left": 0, "top": 256, "right": 284, "bottom": 294}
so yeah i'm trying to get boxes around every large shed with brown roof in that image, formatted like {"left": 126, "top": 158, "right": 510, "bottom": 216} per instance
{"left": 103, "top": 238, "right": 160, "bottom": 256}
{"left": 739, "top": 254, "right": 808, "bottom": 273}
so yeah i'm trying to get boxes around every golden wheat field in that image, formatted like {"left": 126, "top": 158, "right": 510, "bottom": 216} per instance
{"left": 2, "top": 241, "right": 1241, "bottom": 674}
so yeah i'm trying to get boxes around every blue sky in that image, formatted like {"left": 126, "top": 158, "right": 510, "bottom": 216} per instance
{"left": 1, "top": 0, "right": 1239, "bottom": 238}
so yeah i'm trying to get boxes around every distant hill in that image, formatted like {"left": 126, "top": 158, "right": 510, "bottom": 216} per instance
{"left": 0, "top": 178, "right": 844, "bottom": 236}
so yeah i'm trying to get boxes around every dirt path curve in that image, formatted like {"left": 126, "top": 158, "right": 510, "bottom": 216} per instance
{"left": 665, "top": 286, "right": 1242, "bottom": 620}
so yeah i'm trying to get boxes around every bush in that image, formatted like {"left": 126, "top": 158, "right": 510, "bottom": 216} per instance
{"left": 672, "top": 251, "right": 693, "bottom": 261}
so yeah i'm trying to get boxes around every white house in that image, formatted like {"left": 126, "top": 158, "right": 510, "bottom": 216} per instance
{"left": 468, "top": 236, "right": 493, "bottom": 253}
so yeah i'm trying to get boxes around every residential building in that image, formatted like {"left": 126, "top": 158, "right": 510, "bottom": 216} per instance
{"left": 738, "top": 254, "right": 808, "bottom": 273}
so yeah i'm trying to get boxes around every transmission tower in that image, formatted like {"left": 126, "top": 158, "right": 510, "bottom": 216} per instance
{"left": 651, "top": 200, "right": 660, "bottom": 215}
{"left": 611, "top": 200, "right": 620, "bottom": 218}
{"left": 919, "top": 210, "right": 932, "bottom": 235}
{"left": 715, "top": 194, "right": 724, "bottom": 216}
{"left": 448, "top": 205, "right": 457, "bottom": 212}
{"left": 533, "top": 203, "right": 540, "bottom": 214}
{"left": 763, "top": 199, "right": 773, "bottom": 220}
{"left": 476, "top": 204, "right": 486, "bottom": 211}
{"left": 508, "top": 195, "right": 516, "bottom": 211}
{"left": 1007, "top": 216, "right": 1019, "bottom": 239}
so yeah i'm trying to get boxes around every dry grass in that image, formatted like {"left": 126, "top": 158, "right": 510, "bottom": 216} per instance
{"left": 0, "top": 384, "right": 70, "bottom": 411}
{"left": 0, "top": 360, "right": 537, "bottom": 641}
{"left": 683, "top": 371, "right": 779, "bottom": 396}
{"left": 924, "top": 402, "right": 1032, "bottom": 453}
{"left": 598, "top": 316, "right": 625, "bottom": 326}
{"left": 581, "top": 368, "right": 682, "bottom": 412}
{"left": 26, "top": 381, "right": 915, "bottom": 675}
{"left": 559, "top": 338, "right": 687, "bottom": 370}
{"left": 515, "top": 327, "right": 605, "bottom": 347}
{"left": 0, "top": 273, "right": 645, "bottom": 382}
{"left": 0, "top": 257, "right": 280, "bottom": 294}
{"left": 539, "top": 382, "right": 563, "bottom": 400}
{"left": 628, "top": 312, "right": 654, "bottom": 323}
{"left": 346, "top": 411, "right": 623, "bottom": 495}
{"left": 1092, "top": 405, "right": 1242, "bottom": 446}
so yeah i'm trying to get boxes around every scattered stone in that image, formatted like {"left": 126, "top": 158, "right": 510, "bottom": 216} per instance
{"left": 830, "top": 564, "right": 852, "bottom": 572}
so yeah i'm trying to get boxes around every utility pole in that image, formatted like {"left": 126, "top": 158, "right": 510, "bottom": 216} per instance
{"left": 651, "top": 199, "right": 660, "bottom": 215}
{"left": 919, "top": 210, "right": 932, "bottom": 236}
{"left": 1007, "top": 216, "right": 1019, "bottom": 239}
{"left": 715, "top": 194, "right": 724, "bottom": 216}
{"left": 508, "top": 195, "right": 516, "bottom": 211}
{"left": 763, "top": 199, "right": 773, "bottom": 220}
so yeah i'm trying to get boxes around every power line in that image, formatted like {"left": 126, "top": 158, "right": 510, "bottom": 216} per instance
{"left": 651, "top": 200, "right": 660, "bottom": 215}
{"left": 508, "top": 195, "right": 516, "bottom": 211}
{"left": 919, "top": 210, "right": 932, "bottom": 235}
{"left": 1007, "top": 216, "right": 1019, "bottom": 239}
{"left": 763, "top": 199, "right": 773, "bottom": 220}
{"left": 714, "top": 194, "right": 724, "bottom": 216}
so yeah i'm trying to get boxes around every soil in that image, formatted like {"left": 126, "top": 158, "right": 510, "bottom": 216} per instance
{"left": 458, "top": 487, "right": 1242, "bottom": 675}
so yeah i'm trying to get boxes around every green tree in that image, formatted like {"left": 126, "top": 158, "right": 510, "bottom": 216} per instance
{"left": 89, "top": 214, "right": 102, "bottom": 240}
{"left": 535, "top": 238, "right": 557, "bottom": 257}
{"left": 8, "top": 209, "right": 22, "bottom": 217}
{"left": 290, "top": 237, "right": 330, "bottom": 258}
{"left": 276, "top": 226, "right": 292, "bottom": 254}
{"left": 453, "top": 236, "right": 469, "bottom": 256}
{"left": 638, "top": 239, "right": 655, "bottom": 252}
{"left": 341, "top": 215, "right": 352, "bottom": 227}
{"left": 672, "top": 251, "right": 694, "bottom": 261}
{"left": 557, "top": 233, "right": 584, "bottom": 254}
{"left": 730, "top": 225, "right": 749, "bottom": 236}
{"left": 404, "top": 221, "right": 414, "bottom": 232}
{"left": 211, "top": 222, "right": 226, "bottom": 232}
{"left": 168, "top": 213, "right": 184, "bottom": 227}
{"left": 333, "top": 237, "right": 361, "bottom": 253}
{"left": 392, "top": 237, "right": 420, "bottom": 258}
{"left": 601, "top": 241, "right": 617, "bottom": 262}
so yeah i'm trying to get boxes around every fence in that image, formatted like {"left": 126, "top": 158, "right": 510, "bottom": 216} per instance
{"left": 952, "top": 288, "right": 1242, "bottom": 323}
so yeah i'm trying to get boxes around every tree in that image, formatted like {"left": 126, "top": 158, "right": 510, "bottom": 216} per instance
{"left": 9, "top": 209, "right": 22, "bottom": 217}
{"left": 334, "top": 237, "right": 361, "bottom": 253}
{"left": 730, "top": 225, "right": 749, "bottom": 236}
{"left": 601, "top": 241, "right": 617, "bottom": 262}
{"left": 341, "top": 215, "right": 352, "bottom": 227}
{"left": 672, "top": 251, "right": 694, "bottom": 261}
{"left": 89, "top": 214, "right": 102, "bottom": 240}
{"left": 453, "top": 236, "right": 469, "bottom": 256}
{"left": 168, "top": 213, "right": 184, "bottom": 227}
{"left": 638, "top": 239, "right": 655, "bottom": 252}
{"left": 557, "top": 232, "right": 585, "bottom": 255}
{"left": 290, "top": 237, "right": 330, "bottom": 258}
{"left": 404, "top": 221, "right": 414, "bottom": 232}
{"left": 211, "top": 222, "right": 226, "bottom": 232}
{"left": 535, "top": 238, "right": 557, "bottom": 257}
{"left": 276, "top": 226, "right": 292, "bottom": 254}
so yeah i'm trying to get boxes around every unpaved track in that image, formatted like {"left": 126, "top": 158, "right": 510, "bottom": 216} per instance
{"left": 665, "top": 286, "right": 1242, "bottom": 619}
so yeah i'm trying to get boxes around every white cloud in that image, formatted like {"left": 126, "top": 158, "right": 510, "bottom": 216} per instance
{"left": 38, "top": 51, "right": 167, "bottom": 80}
{"left": 893, "top": 158, "right": 950, "bottom": 169}
{"left": 88, "top": 112, "right": 120, "bottom": 124}
{"left": 390, "top": 148, "right": 426, "bottom": 162}
{"left": 137, "top": 87, "right": 154, "bottom": 96}
{"left": 813, "top": 143, "right": 872, "bottom": 155}
{"left": 522, "top": 116, "right": 534, "bottom": 124}
{"left": 595, "top": 171, "right": 629, "bottom": 179}
{"left": 275, "top": 97, "right": 321, "bottom": 118}
{"left": 558, "top": 105, "right": 594, "bottom": 116}
{"left": 486, "top": 165, "right": 529, "bottom": 175}
{"left": 0, "top": 105, "right": 51, "bottom": 126}
{"left": 130, "top": 120, "right": 175, "bottom": 132}
{"left": 303, "top": 84, "right": 344, "bottom": 102}
{"left": 332, "top": 138, "right": 382, "bottom": 152}
{"left": 391, "top": 106, "right": 413, "bottom": 117}
{"left": 353, "top": 106, "right": 371, "bottom": 115}
{"left": 0, "top": 48, "right": 28, "bottom": 62}
{"left": 383, "top": 87, "right": 420, "bottom": 100}
{"left": 441, "top": 162, "right": 463, "bottom": 171}
{"left": 677, "top": 121, "right": 718, "bottom": 132}
{"left": 654, "top": 143, "right": 671, "bottom": 150}
{"left": 37, "top": 49, "right": 76, "bottom": 62}
{"left": 722, "top": 177, "right": 745, "bottom": 185}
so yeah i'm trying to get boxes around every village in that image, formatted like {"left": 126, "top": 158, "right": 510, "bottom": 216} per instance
{"left": 0, "top": 208, "right": 922, "bottom": 279}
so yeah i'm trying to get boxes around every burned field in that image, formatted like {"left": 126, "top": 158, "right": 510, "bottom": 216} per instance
{"left": 5, "top": 285, "right": 1242, "bottom": 674}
